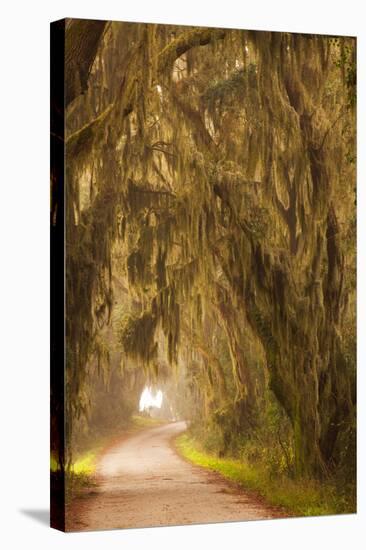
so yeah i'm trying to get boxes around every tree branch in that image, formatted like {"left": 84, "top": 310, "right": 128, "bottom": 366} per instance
{"left": 157, "top": 28, "right": 226, "bottom": 73}
{"left": 65, "top": 19, "right": 108, "bottom": 107}
{"left": 66, "top": 27, "right": 226, "bottom": 155}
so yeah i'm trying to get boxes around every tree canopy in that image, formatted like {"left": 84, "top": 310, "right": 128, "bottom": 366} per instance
{"left": 59, "top": 19, "right": 356, "bottom": 481}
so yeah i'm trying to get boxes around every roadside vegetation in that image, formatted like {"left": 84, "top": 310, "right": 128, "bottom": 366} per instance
{"left": 176, "top": 432, "right": 356, "bottom": 517}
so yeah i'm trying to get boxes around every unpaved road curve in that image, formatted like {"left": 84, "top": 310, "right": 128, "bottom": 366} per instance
{"left": 67, "top": 422, "right": 282, "bottom": 531}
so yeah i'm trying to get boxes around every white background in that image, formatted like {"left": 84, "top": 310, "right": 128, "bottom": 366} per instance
{"left": 0, "top": 0, "right": 364, "bottom": 548}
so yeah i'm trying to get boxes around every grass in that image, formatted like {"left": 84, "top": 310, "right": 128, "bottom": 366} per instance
{"left": 63, "top": 439, "right": 110, "bottom": 502}
{"left": 175, "top": 433, "right": 355, "bottom": 518}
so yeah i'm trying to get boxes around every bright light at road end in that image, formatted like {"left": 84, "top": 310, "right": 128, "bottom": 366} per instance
{"left": 139, "top": 387, "right": 163, "bottom": 412}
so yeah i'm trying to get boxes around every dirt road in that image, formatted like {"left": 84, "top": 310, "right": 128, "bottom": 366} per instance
{"left": 67, "top": 422, "right": 281, "bottom": 531}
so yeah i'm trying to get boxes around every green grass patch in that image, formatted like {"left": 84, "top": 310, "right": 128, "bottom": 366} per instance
{"left": 175, "top": 433, "right": 355, "bottom": 517}
{"left": 64, "top": 444, "right": 104, "bottom": 502}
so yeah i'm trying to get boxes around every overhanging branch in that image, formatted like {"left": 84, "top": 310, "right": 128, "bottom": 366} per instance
{"left": 66, "top": 27, "right": 226, "bottom": 154}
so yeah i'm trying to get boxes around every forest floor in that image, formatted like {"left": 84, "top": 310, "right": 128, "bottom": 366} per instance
{"left": 66, "top": 421, "right": 284, "bottom": 531}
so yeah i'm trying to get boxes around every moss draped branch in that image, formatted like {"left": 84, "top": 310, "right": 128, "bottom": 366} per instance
{"left": 66, "top": 27, "right": 226, "bottom": 156}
